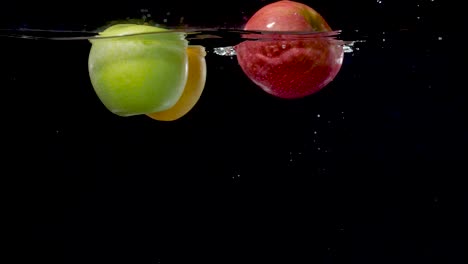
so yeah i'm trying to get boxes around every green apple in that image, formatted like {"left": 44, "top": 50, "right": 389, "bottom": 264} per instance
{"left": 88, "top": 24, "right": 188, "bottom": 116}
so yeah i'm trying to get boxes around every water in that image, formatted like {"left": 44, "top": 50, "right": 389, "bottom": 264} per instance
{"left": 2, "top": 1, "right": 465, "bottom": 264}
{"left": 0, "top": 27, "right": 357, "bottom": 50}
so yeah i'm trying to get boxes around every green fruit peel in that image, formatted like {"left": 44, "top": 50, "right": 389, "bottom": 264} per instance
{"left": 88, "top": 24, "right": 189, "bottom": 116}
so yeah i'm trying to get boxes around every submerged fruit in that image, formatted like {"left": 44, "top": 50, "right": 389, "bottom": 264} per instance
{"left": 235, "top": 0, "right": 344, "bottom": 99}
{"left": 147, "top": 45, "right": 207, "bottom": 121}
{"left": 88, "top": 24, "right": 188, "bottom": 116}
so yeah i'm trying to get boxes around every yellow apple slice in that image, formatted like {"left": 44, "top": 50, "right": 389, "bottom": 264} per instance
{"left": 147, "top": 45, "right": 207, "bottom": 121}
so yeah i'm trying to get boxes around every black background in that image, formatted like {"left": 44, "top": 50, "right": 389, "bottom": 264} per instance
{"left": 2, "top": 1, "right": 466, "bottom": 263}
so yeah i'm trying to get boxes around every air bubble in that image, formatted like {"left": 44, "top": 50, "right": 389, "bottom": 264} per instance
{"left": 213, "top": 46, "right": 237, "bottom": 56}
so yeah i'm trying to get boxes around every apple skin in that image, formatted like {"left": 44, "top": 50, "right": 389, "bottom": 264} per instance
{"left": 235, "top": 0, "right": 344, "bottom": 99}
{"left": 88, "top": 24, "right": 188, "bottom": 116}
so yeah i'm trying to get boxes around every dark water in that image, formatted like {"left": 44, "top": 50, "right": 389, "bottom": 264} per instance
{"left": 2, "top": 1, "right": 466, "bottom": 264}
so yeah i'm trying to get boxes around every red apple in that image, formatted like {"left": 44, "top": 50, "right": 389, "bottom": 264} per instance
{"left": 235, "top": 0, "right": 344, "bottom": 99}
